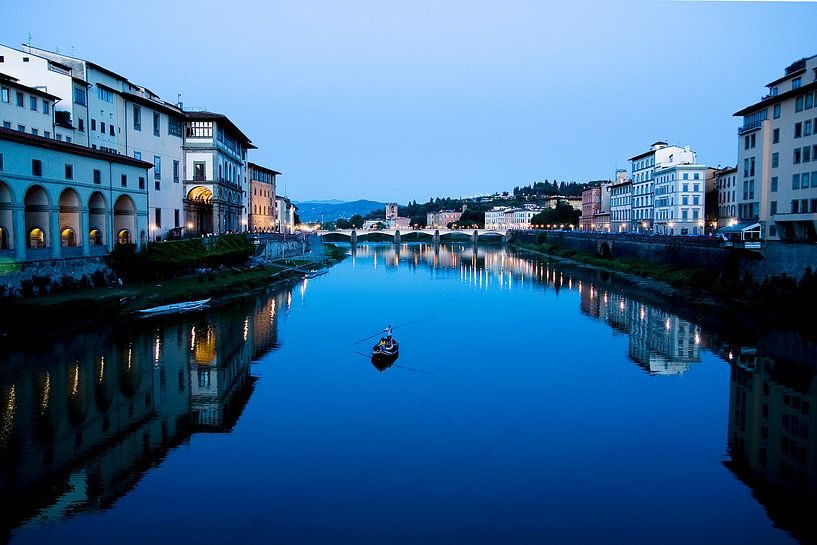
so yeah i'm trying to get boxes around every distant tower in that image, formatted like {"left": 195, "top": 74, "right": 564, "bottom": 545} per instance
{"left": 386, "top": 203, "right": 398, "bottom": 220}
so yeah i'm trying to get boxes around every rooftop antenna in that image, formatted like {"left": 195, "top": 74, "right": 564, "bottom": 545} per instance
{"left": 55, "top": 46, "right": 60, "bottom": 53}
{"left": 69, "top": 45, "right": 76, "bottom": 56}
{"left": 26, "top": 32, "right": 32, "bottom": 49}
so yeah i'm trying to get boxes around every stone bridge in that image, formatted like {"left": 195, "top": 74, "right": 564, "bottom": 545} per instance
{"left": 318, "top": 228, "right": 508, "bottom": 244}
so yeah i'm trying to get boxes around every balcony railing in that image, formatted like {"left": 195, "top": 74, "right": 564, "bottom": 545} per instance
{"left": 738, "top": 120, "right": 762, "bottom": 134}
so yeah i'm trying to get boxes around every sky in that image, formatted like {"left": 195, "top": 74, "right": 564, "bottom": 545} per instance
{"left": 1, "top": 0, "right": 815, "bottom": 203}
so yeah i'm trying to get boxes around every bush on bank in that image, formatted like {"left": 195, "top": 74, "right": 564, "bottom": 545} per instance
{"left": 108, "top": 234, "right": 254, "bottom": 282}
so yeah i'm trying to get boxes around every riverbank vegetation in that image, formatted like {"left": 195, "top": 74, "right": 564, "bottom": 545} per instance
{"left": 509, "top": 240, "right": 817, "bottom": 332}
{"left": 0, "top": 244, "right": 347, "bottom": 336}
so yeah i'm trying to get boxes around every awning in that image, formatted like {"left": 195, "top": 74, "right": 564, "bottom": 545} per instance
{"left": 718, "top": 222, "right": 761, "bottom": 234}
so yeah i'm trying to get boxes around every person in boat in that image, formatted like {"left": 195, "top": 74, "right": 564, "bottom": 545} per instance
{"left": 385, "top": 324, "right": 393, "bottom": 339}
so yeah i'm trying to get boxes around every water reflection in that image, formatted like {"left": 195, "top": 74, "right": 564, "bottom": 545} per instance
{"left": 350, "top": 242, "right": 817, "bottom": 541}
{"left": 0, "top": 284, "right": 293, "bottom": 538}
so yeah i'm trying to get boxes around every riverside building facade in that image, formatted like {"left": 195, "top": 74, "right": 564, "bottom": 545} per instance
{"left": 0, "top": 42, "right": 287, "bottom": 243}
{"left": 629, "top": 142, "right": 696, "bottom": 233}
{"left": 716, "top": 166, "right": 739, "bottom": 228}
{"left": 734, "top": 54, "right": 817, "bottom": 242}
{"left": 0, "top": 127, "right": 151, "bottom": 261}
{"left": 609, "top": 171, "right": 632, "bottom": 233}
{"left": 248, "top": 162, "right": 279, "bottom": 232}
{"left": 653, "top": 163, "right": 708, "bottom": 235}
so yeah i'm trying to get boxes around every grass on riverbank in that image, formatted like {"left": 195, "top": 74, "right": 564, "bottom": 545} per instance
{"left": 509, "top": 241, "right": 717, "bottom": 290}
{"left": 0, "top": 244, "right": 347, "bottom": 335}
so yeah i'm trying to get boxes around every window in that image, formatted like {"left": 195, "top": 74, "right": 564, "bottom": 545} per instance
{"left": 65, "top": 136, "right": 71, "bottom": 143}
{"left": 804, "top": 173, "right": 811, "bottom": 187}
{"left": 133, "top": 105, "right": 141, "bottom": 131}
{"left": 109, "top": 124, "right": 115, "bottom": 136}
{"left": 174, "top": 209, "right": 180, "bottom": 228}
{"left": 793, "top": 174, "right": 801, "bottom": 189}
{"left": 771, "top": 176, "right": 778, "bottom": 192}
{"left": 154, "top": 156, "right": 161, "bottom": 181}
{"left": 683, "top": 173, "right": 689, "bottom": 180}
{"left": 173, "top": 160, "right": 179, "bottom": 183}
{"left": 771, "top": 201, "right": 777, "bottom": 215}
{"left": 694, "top": 173, "right": 700, "bottom": 180}
{"left": 42, "top": 100, "right": 49, "bottom": 114}
{"left": 153, "top": 112, "right": 160, "bottom": 136}
{"left": 795, "top": 149, "right": 801, "bottom": 164}
{"left": 121, "top": 174, "right": 127, "bottom": 187}
{"left": 773, "top": 128, "right": 780, "bottom": 144}
{"left": 772, "top": 152, "right": 779, "bottom": 168}
{"left": 0, "top": 87, "right": 8, "bottom": 103}
{"left": 16, "top": 92, "right": 23, "bottom": 107}
{"left": 796, "top": 96, "right": 804, "bottom": 112}
{"left": 773, "top": 103, "right": 781, "bottom": 119}
{"left": 73, "top": 87, "right": 86, "bottom": 105}
{"left": 805, "top": 147, "right": 812, "bottom": 163}
{"left": 134, "top": 151, "right": 142, "bottom": 160}
{"left": 78, "top": 118, "right": 84, "bottom": 132}
{"left": 138, "top": 176, "right": 145, "bottom": 189}
{"left": 795, "top": 122, "right": 802, "bottom": 138}
{"left": 65, "top": 164, "right": 73, "bottom": 179}
{"left": 44, "top": 131, "right": 50, "bottom": 138}
{"left": 32, "top": 159, "right": 42, "bottom": 176}
{"left": 750, "top": 158, "right": 755, "bottom": 177}
{"left": 186, "top": 121, "right": 212, "bottom": 138}
{"left": 100, "top": 121, "right": 106, "bottom": 133}
{"left": 97, "top": 86, "right": 113, "bottom": 103}
{"left": 2, "top": 122, "right": 9, "bottom": 129}
{"left": 17, "top": 124, "right": 24, "bottom": 132}
{"left": 31, "top": 128, "right": 38, "bottom": 136}
{"left": 793, "top": 77, "right": 802, "bottom": 90}
{"left": 807, "top": 93, "right": 815, "bottom": 110}
{"left": 168, "top": 117, "right": 182, "bottom": 137}
{"left": 813, "top": 171, "right": 817, "bottom": 188}
{"left": 155, "top": 208, "right": 161, "bottom": 229}
{"left": 93, "top": 169, "right": 101, "bottom": 184}
{"left": 0, "top": 153, "right": 3, "bottom": 170}
{"left": 91, "top": 119, "right": 96, "bottom": 131}
{"left": 806, "top": 120, "right": 813, "bottom": 136}
{"left": 193, "top": 161, "right": 206, "bottom": 181}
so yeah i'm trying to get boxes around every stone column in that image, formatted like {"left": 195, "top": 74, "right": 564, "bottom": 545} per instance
{"left": 50, "top": 209, "right": 61, "bottom": 258}
{"left": 394, "top": 230, "right": 401, "bottom": 244}
{"left": 433, "top": 230, "right": 440, "bottom": 244}
{"left": 81, "top": 207, "right": 90, "bottom": 257}
{"left": 14, "top": 207, "right": 26, "bottom": 262}
{"left": 351, "top": 229, "right": 357, "bottom": 245}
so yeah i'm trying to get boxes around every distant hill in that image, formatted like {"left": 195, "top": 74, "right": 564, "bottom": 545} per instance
{"left": 294, "top": 199, "right": 386, "bottom": 222}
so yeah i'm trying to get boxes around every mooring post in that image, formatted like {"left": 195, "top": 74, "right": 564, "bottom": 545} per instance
{"left": 351, "top": 229, "right": 357, "bottom": 245}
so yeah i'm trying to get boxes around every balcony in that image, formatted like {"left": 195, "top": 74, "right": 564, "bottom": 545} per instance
{"left": 738, "top": 120, "right": 762, "bottom": 134}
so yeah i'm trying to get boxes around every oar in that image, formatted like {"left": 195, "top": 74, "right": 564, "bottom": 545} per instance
{"left": 352, "top": 329, "right": 388, "bottom": 346}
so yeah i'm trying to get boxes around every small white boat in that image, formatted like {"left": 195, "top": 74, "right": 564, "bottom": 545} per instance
{"left": 138, "top": 298, "right": 211, "bottom": 315}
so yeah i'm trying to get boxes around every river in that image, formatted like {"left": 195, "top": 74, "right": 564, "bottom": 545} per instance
{"left": 1, "top": 243, "right": 814, "bottom": 544}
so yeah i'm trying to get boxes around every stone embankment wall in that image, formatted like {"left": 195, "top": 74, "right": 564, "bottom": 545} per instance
{"left": 509, "top": 230, "right": 817, "bottom": 282}
{"left": 251, "top": 234, "right": 310, "bottom": 262}
{"left": 1, "top": 257, "right": 115, "bottom": 296}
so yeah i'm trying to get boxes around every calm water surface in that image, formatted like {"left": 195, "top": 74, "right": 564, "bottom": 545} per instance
{"left": 1, "top": 243, "right": 815, "bottom": 544}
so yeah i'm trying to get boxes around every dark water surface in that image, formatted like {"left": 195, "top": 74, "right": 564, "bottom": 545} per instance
{"left": 1, "top": 243, "right": 815, "bottom": 544}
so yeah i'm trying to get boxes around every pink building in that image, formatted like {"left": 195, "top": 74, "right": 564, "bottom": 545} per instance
{"left": 580, "top": 186, "right": 603, "bottom": 231}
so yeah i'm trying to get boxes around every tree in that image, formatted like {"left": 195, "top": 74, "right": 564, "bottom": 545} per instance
{"left": 335, "top": 217, "right": 352, "bottom": 229}
{"left": 349, "top": 214, "right": 364, "bottom": 228}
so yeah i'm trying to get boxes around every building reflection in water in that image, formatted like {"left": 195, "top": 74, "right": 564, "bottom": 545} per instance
{"left": 355, "top": 242, "right": 817, "bottom": 540}
{"left": 724, "top": 345, "right": 817, "bottom": 544}
{"left": 0, "top": 284, "right": 292, "bottom": 537}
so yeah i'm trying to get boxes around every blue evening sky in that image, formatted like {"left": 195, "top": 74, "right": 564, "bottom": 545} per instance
{"left": 1, "top": 1, "right": 814, "bottom": 202}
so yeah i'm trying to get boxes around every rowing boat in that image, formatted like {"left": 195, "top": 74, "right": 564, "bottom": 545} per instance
{"left": 138, "top": 298, "right": 211, "bottom": 315}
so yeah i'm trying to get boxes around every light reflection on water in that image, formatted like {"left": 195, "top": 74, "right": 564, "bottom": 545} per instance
{"left": 0, "top": 242, "right": 814, "bottom": 545}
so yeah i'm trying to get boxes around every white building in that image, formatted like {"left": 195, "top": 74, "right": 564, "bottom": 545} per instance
{"left": 485, "top": 207, "right": 510, "bottom": 230}
{"left": 653, "top": 163, "right": 708, "bottom": 235}
{"left": 609, "top": 172, "right": 632, "bottom": 233}
{"left": 512, "top": 208, "right": 542, "bottom": 229}
{"left": 733, "top": 54, "right": 817, "bottom": 241}
{"left": 629, "top": 142, "right": 696, "bottom": 233}
{"left": 0, "top": 73, "right": 61, "bottom": 140}
{"left": 276, "top": 196, "right": 297, "bottom": 234}
{"left": 183, "top": 112, "right": 254, "bottom": 236}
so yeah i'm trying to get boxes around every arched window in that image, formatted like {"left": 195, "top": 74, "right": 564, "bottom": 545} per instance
{"left": 28, "top": 227, "right": 45, "bottom": 248}
{"left": 118, "top": 229, "right": 131, "bottom": 244}
{"left": 0, "top": 226, "right": 7, "bottom": 250}
{"left": 61, "top": 228, "right": 77, "bottom": 247}
{"left": 89, "top": 229, "right": 102, "bottom": 245}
